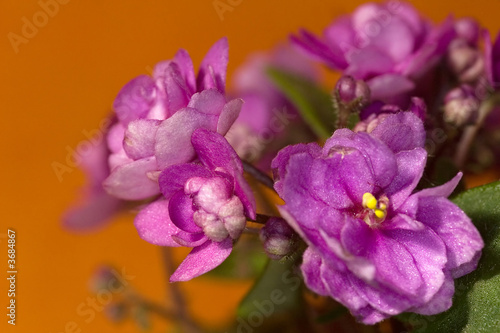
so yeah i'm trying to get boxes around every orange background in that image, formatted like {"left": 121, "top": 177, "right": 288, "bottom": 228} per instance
{"left": 1, "top": 0, "right": 499, "bottom": 332}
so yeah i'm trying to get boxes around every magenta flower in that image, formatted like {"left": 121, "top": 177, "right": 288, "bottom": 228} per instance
{"left": 103, "top": 38, "right": 242, "bottom": 200}
{"left": 134, "top": 128, "right": 256, "bottom": 282}
{"left": 291, "top": 2, "right": 455, "bottom": 104}
{"left": 63, "top": 118, "right": 123, "bottom": 231}
{"left": 272, "top": 112, "right": 483, "bottom": 324}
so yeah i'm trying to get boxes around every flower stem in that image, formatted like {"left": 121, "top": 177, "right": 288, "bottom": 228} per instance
{"left": 242, "top": 161, "right": 275, "bottom": 191}
{"left": 161, "top": 247, "right": 202, "bottom": 333}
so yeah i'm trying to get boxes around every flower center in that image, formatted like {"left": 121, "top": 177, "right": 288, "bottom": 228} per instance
{"left": 362, "top": 192, "right": 388, "bottom": 226}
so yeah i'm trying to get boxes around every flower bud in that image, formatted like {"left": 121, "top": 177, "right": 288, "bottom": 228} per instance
{"left": 444, "top": 85, "right": 480, "bottom": 127}
{"left": 105, "top": 302, "right": 129, "bottom": 323}
{"left": 447, "top": 39, "right": 484, "bottom": 83}
{"left": 335, "top": 76, "right": 371, "bottom": 106}
{"left": 454, "top": 18, "right": 479, "bottom": 45}
{"left": 259, "top": 218, "right": 298, "bottom": 260}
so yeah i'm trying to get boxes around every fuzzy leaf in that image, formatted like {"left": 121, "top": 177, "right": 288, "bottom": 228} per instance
{"left": 267, "top": 67, "right": 337, "bottom": 139}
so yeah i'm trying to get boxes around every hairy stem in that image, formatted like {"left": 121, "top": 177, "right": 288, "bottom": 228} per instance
{"left": 242, "top": 161, "right": 275, "bottom": 191}
{"left": 161, "top": 247, "right": 201, "bottom": 333}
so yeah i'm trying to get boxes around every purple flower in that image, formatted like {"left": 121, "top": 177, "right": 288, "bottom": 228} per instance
{"left": 103, "top": 38, "right": 242, "bottom": 200}
{"left": 134, "top": 128, "right": 256, "bottom": 282}
{"left": 272, "top": 112, "right": 483, "bottom": 324}
{"left": 291, "top": 1, "right": 455, "bottom": 104}
{"left": 63, "top": 118, "right": 124, "bottom": 231}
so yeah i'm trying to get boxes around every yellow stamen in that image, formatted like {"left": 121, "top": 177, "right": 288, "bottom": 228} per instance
{"left": 374, "top": 209, "right": 386, "bottom": 219}
{"left": 379, "top": 202, "right": 387, "bottom": 211}
{"left": 362, "top": 193, "right": 378, "bottom": 210}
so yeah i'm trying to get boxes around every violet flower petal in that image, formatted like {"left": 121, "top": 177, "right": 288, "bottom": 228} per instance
{"left": 410, "top": 271, "right": 455, "bottom": 315}
{"left": 417, "top": 196, "right": 484, "bottom": 278}
{"left": 217, "top": 98, "right": 244, "bottom": 135}
{"left": 272, "top": 143, "right": 322, "bottom": 196}
{"left": 171, "top": 231, "right": 207, "bottom": 247}
{"left": 63, "top": 192, "right": 122, "bottom": 232}
{"left": 187, "top": 89, "right": 226, "bottom": 115}
{"left": 191, "top": 128, "right": 256, "bottom": 218}
{"left": 370, "top": 112, "right": 425, "bottom": 153}
{"left": 123, "top": 119, "right": 161, "bottom": 160}
{"left": 113, "top": 75, "right": 157, "bottom": 125}
{"left": 324, "top": 129, "right": 398, "bottom": 190}
{"left": 103, "top": 156, "right": 160, "bottom": 200}
{"left": 173, "top": 48, "right": 196, "bottom": 95}
{"left": 155, "top": 107, "right": 217, "bottom": 169}
{"left": 385, "top": 148, "right": 427, "bottom": 210}
{"left": 367, "top": 74, "right": 415, "bottom": 102}
{"left": 300, "top": 248, "right": 329, "bottom": 296}
{"left": 290, "top": 29, "right": 347, "bottom": 69}
{"left": 159, "top": 163, "right": 213, "bottom": 199}
{"left": 196, "top": 37, "right": 229, "bottom": 93}
{"left": 134, "top": 200, "right": 182, "bottom": 247}
{"left": 168, "top": 191, "right": 202, "bottom": 233}
{"left": 170, "top": 238, "right": 233, "bottom": 282}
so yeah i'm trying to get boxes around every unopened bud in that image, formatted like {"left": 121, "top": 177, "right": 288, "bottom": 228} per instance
{"left": 454, "top": 18, "right": 479, "bottom": 45}
{"left": 444, "top": 85, "right": 479, "bottom": 127}
{"left": 335, "top": 76, "right": 371, "bottom": 107}
{"left": 447, "top": 39, "right": 484, "bottom": 83}
{"left": 259, "top": 218, "right": 298, "bottom": 260}
{"left": 105, "top": 302, "right": 129, "bottom": 323}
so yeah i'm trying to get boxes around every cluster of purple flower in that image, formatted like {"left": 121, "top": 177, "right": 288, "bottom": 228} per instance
{"left": 66, "top": 1, "right": 499, "bottom": 325}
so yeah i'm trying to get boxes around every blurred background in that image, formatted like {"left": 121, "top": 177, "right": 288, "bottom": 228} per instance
{"left": 1, "top": 0, "right": 499, "bottom": 332}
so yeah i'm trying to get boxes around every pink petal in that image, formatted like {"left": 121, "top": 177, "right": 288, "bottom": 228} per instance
{"left": 301, "top": 247, "right": 329, "bottom": 296}
{"left": 159, "top": 163, "right": 213, "bottom": 199}
{"left": 369, "top": 111, "right": 425, "bottom": 153}
{"left": 367, "top": 74, "right": 415, "bottom": 101}
{"left": 191, "top": 128, "right": 243, "bottom": 175}
{"left": 134, "top": 200, "right": 182, "bottom": 247}
{"left": 196, "top": 38, "right": 229, "bottom": 93}
{"left": 107, "top": 123, "right": 126, "bottom": 154}
{"left": 187, "top": 89, "right": 226, "bottom": 115}
{"left": 63, "top": 192, "right": 122, "bottom": 232}
{"left": 103, "top": 156, "right": 160, "bottom": 200}
{"left": 411, "top": 271, "right": 454, "bottom": 315}
{"left": 113, "top": 75, "right": 157, "bottom": 125}
{"left": 123, "top": 119, "right": 161, "bottom": 160}
{"left": 168, "top": 191, "right": 202, "bottom": 233}
{"left": 162, "top": 63, "right": 192, "bottom": 115}
{"left": 170, "top": 238, "right": 233, "bottom": 282}
{"left": 385, "top": 148, "right": 427, "bottom": 210}
{"left": 173, "top": 49, "right": 196, "bottom": 94}
{"left": 417, "top": 196, "right": 484, "bottom": 278}
{"left": 171, "top": 231, "right": 207, "bottom": 247}
{"left": 154, "top": 108, "right": 217, "bottom": 169}
{"left": 217, "top": 98, "right": 243, "bottom": 135}
{"left": 345, "top": 46, "right": 395, "bottom": 78}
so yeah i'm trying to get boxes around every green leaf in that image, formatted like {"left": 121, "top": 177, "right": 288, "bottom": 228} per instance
{"left": 234, "top": 259, "right": 306, "bottom": 332}
{"left": 267, "top": 67, "right": 336, "bottom": 139}
{"left": 404, "top": 181, "right": 500, "bottom": 333}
